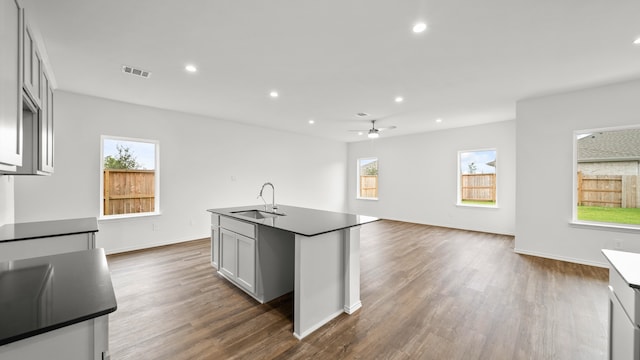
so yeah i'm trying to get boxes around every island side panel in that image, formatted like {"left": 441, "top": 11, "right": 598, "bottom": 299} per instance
{"left": 257, "top": 225, "right": 295, "bottom": 303}
{"left": 344, "top": 226, "right": 362, "bottom": 314}
{"left": 294, "top": 231, "right": 345, "bottom": 339}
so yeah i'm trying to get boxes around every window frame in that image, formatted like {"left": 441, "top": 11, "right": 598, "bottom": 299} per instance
{"left": 99, "top": 135, "right": 160, "bottom": 220}
{"left": 572, "top": 125, "right": 640, "bottom": 231}
{"left": 456, "top": 148, "right": 498, "bottom": 208}
{"left": 356, "top": 157, "right": 379, "bottom": 201}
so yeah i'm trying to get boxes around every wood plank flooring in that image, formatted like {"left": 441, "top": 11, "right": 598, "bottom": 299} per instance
{"left": 107, "top": 220, "right": 609, "bottom": 359}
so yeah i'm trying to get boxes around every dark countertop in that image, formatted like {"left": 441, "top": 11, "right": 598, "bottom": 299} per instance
{"left": 207, "top": 205, "right": 379, "bottom": 237}
{"left": 602, "top": 249, "right": 640, "bottom": 290}
{"left": 0, "top": 248, "right": 117, "bottom": 346}
{"left": 0, "top": 217, "right": 98, "bottom": 243}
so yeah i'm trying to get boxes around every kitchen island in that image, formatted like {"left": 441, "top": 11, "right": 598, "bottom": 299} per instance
{"left": 207, "top": 205, "right": 378, "bottom": 339}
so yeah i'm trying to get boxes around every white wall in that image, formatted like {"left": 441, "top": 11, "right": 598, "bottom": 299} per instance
{"left": 14, "top": 91, "right": 347, "bottom": 253}
{"left": 347, "top": 120, "right": 516, "bottom": 235}
{"left": 516, "top": 78, "right": 640, "bottom": 267}
{"left": 0, "top": 176, "right": 14, "bottom": 226}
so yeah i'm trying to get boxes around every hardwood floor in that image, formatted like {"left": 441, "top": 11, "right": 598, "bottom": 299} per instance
{"left": 107, "top": 220, "right": 609, "bottom": 359}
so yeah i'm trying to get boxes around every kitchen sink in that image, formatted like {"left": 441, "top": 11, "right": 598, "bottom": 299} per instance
{"left": 231, "top": 210, "right": 285, "bottom": 219}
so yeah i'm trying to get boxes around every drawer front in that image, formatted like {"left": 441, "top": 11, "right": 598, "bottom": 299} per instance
{"left": 610, "top": 267, "right": 640, "bottom": 325}
{"left": 220, "top": 216, "right": 255, "bottom": 239}
{"left": 211, "top": 213, "right": 220, "bottom": 227}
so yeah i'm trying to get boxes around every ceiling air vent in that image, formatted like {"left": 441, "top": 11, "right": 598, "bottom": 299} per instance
{"left": 122, "top": 65, "right": 151, "bottom": 78}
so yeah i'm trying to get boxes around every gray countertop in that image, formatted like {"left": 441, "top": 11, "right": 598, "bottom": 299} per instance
{"left": 0, "top": 218, "right": 98, "bottom": 243}
{"left": 207, "top": 205, "right": 379, "bottom": 237}
{"left": 602, "top": 249, "right": 640, "bottom": 290}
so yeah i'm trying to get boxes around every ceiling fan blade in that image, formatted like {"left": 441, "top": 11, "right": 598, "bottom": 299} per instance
{"left": 348, "top": 129, "right": 369, "bottom": 132}
{"left": 377, "top": 126, "right": 397, "bottom": 131}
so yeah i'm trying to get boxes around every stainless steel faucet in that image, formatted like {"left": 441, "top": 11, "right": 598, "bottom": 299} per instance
{"left": 258, "top": 182, "right": 277, "bottom": 211}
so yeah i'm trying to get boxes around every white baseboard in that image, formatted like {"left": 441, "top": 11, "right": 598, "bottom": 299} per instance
{"left": 293, "top": 308, "right": 344, "bottom": 340}
{"left": 104, "top": 237, "right": 206, "bottom": 255}
{"left": 344, "top": 301, "right": 362, "bottom": 314}
{"left": 514, "top": 248, "right": 608, "bottom": 268}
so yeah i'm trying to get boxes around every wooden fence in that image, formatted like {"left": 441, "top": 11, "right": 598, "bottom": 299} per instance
{"left": 461, "top": 174, "right": 496, "bottom": 202}
{"left": 577, "top": 172, "right": 639, "bottom": 208}
{"left": 104, "top": 169, "right": 155, "bottom": 215}
{"left": 359, "top": 175, "right": 378, "bottom": 198}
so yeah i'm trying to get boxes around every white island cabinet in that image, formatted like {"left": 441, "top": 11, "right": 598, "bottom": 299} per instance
{"left": 208, "top": 205, "right": 378, "bottom": 339}
{"left": 219, "top": 216, "right": 257, "bottom": 294}
{"left": 602, "top": 249, "right": 640, "bottom": 360}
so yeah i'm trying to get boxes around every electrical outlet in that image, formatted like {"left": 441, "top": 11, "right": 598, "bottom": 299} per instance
{"left": 614, "top": 239, "right": 624, "bottom": 250}
{"left": 153, "top": 223, "right": 159, "bottom": 232}
{"left": 189, "top": 219, "right": 194, "bottom": 226}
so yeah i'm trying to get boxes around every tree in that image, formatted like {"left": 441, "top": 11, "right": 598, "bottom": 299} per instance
{"left": 468, "top": 162, "right": 477, "bottom": 174}
{"left": 104, "top": 144, "right": 141, "bottom": 169}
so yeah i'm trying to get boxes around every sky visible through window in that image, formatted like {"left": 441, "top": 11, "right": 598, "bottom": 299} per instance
{"left": 103, "top": 139, "right": 155, "bottom": 170}
{"left": 359, "top": 158, "right": 377, "bottom": 167}
{"left": 460, "top": 150, "right": 496, "bottom": 174}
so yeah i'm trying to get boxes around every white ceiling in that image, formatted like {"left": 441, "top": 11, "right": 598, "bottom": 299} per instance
{"left": 24, "top": 0, "right": 640, "bottom": 142}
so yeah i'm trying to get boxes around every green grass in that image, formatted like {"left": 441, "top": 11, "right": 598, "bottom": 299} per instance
{"left": 461, "top": 200, "right": 496, "bottom": 206}
{"left": 577, "top": 206, "right": 640, "bottom": 225}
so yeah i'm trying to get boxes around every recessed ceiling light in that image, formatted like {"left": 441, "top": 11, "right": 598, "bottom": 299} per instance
{"left": 395, "top": 96, "right": 404, "bottom": 103}
{"left": 358, "top": 132, "right": 364, "bottom": 136}
{"left": 185, "top": 64, "right": 197, "bottom": 73}
{"left": 270, "top": 91, "right": 279, "bottom": 98}
{"left": 435, "top": 118, "right": 443, "bottom": 123}
{"left": 634, "top": 37, "right": 640, "bottom": 45}
{"left": 308, "top": 119, "right": 315, "bottom": 124}
{"left": 413, "top": 22, "right": 427, "bottom": 33}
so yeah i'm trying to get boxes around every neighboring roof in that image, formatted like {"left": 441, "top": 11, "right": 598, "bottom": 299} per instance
{"left": 577, "top": 129, "right": 640, "bottom": 162}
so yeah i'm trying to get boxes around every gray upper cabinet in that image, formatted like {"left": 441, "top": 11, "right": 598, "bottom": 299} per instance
{"left": 0, "top": 0, "right": 55, "bottom": 175}
{"left": 40, "top": 71, "right": 54, "bottom": 173}
{"left": 23, "top": 23, "right": 42, "bottom": 107}
{"left": 0, "top": 0, "right": 23, "bottom": 171}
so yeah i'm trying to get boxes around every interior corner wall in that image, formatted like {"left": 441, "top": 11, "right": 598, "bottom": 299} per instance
{"left": 13, "top": 91, "right": 347, "bottom": 254}
{"left": 516, "top": 78, "right": 640, "bottom": 267}
{"left": 347, "top": 120, "right": 516, "bottom": 236}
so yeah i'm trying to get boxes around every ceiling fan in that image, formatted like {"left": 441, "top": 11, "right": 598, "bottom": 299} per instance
{"left": 350, "top": 120, "right": 397, "bottom": 139}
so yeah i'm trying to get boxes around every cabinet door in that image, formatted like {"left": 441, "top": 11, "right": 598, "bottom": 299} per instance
{"left": 219, "top": 229, "right": 237, "bottom": 279}
{"left": 236, "top": 233, "right": 256, "bottom": 293}
{"left": 39, "top": 71, "right": 54, "bottom": 173}
{"left": 211, "top": 227, "right": 219, "bottom": 269}
{"left": 610, "top": 295, "right": 640, "bottom": 360}
{"left": 0, "top": 0, "right": 23, "bottom": 168}
{"left": 22, "top": 24, "right": 41, "bottom": 106}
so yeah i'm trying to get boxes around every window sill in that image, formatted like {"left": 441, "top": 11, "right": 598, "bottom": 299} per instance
{"left": 569, "top": 220, "right": 640, "bottom": 233}
{"left": 456, "top": 203, "right": 499, "bottom": 209}
{"left": 356, "top": 197, "right": 378, "bottom": 201}
{"left": 99, "top": 212, "right": 162, "bottom": 222}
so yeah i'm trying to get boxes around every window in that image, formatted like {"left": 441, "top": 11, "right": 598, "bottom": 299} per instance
{"left": 100, "top": 136, "right": 159, "bottom": 218}
{"left": 574, "top": 127, "right": 640, "bottom": 227}
{"left": 357, "top": 158, "right": 378, "bottom": 200}
{"left": 458, "top": 149, "right": 497, "bottom": 207}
